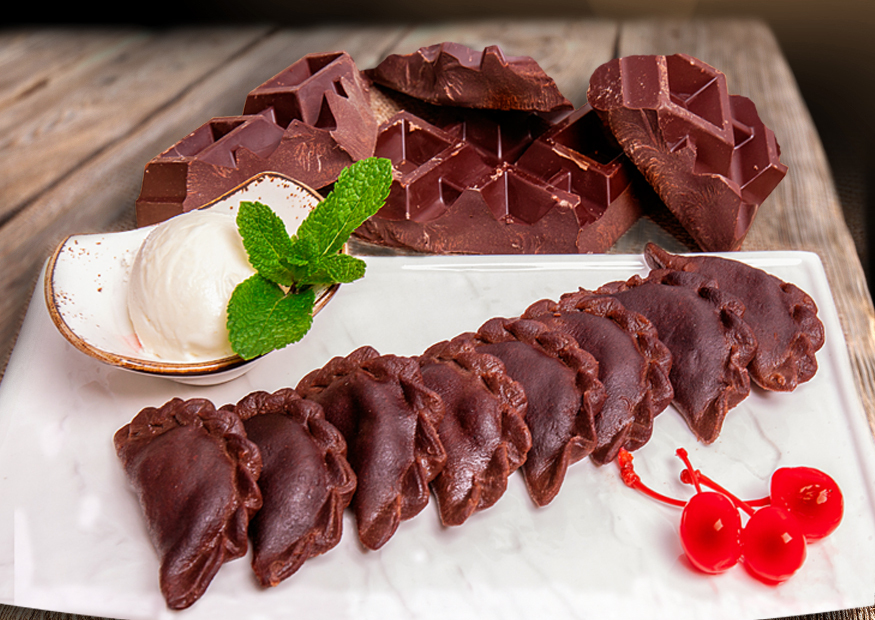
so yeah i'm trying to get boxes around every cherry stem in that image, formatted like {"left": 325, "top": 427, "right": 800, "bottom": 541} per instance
{"left": 679, "top": 469, "right": 770, "bottom": 508}
{"left": 675, "top": 449, "right": 756, "bottom": 517}
{"left": 617, "top": 448, "right": 687, "bottom": 508}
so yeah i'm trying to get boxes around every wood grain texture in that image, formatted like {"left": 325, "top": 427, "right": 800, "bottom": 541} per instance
{"left": 0, "top": 27, "right": 275, "bottom": 223}
{"left": 0, "top": 28, "right": 144, "bottom": 111}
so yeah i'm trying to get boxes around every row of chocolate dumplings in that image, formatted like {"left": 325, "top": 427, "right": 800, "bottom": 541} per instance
{"left": 114, "top": 244, "right": 824, "bottom": 609}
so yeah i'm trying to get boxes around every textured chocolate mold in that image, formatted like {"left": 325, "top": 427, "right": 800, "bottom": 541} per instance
{"left": 365, "top": 42, "right": 573, "bottom": 112}
{"left": 353, "top": 106, "right": 646, "bottom": 254}
{"left": 587, "top": 53, "right": 787, "bottom": 251}
{"left": 136, "top": 51, "right": 376, "bottom": 227}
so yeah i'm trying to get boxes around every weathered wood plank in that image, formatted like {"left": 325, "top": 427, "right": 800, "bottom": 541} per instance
{"left": 0, "top": 28, "right": 145, "bottom": 111}
{"left": 0, "top": 26, "right": 278, "bottom": 224}
{"left": 0, "top": 24, "right": 407, "bottom": 382}
{"left": 615, "top": 19, "right": 875, "bottom": 443}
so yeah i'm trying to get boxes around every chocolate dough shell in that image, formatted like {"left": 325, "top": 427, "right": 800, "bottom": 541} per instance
{"left": 295, "top": 346, "right": 446, "bottom": 550}
{"left": 523, "top": 293, "right": 673, "bottom": 464}
{"left": 644, "top": 243, "right": 824, "bottom": 391}
{"left": 596, "top": 269, "right": 757, "bottom": 443}
{"left": 468, "top": 317, "right": 606, "bottom": 505}
{"left": 223, "top": 388, "right": 356, "bottom": 587}
{"left": 113, "top": 398, "right": 262, "bottom": 610}
{"left": 418, "top": 338, "right": 531, "bottom": 525}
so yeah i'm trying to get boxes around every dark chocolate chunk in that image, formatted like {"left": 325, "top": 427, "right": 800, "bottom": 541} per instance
{"left": 418, "top": 339, "right": 531, "bottom": 525}
{"left": 113, "top": 398, "right": 262, "bottom": 610}
{"left": 523, "top": 293, "right": 673, "bottom": 464}
{"left": 295, "top": 346, "right": 446, "bottom": 550}
{"left": 469, "top": 317, "right": 605, "bottom": 505}
{"left": 136, "top": 51, "right": 376, "bottom": 227}
{"left": 224, "top": 388, "right": 356, "bottom": 587}
{"left": 587, "top": 54, "right": 787, "bottom": 251}
{"left": 365, "top": 42, "right": 573, "bottom": 113}
{"left": 644, "top": 243, "right": 824, "bottom": 391}
{"left": 595, "top": 269, "right": 758, "bottom": 443}
{"left": 353, "top": 107, "right": 645, "bottom": 254}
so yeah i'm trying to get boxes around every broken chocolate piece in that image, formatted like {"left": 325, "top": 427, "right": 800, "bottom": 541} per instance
{"left": 295, "top": 346, "right": 446, "bottom": 550}
{"left": 224, "top": 388, "right": 356, "bottom": 588}
{"left": 595, "top": 269, "right": 757, "bottom": 443}
{"left": 469, "top": 317, "right": 605, "bottom": 505}
{"left": 136, "top": 51, "right": 376, "bottom": 227}
{"left": 418, "top": 339, "right": 531, "bottom": 525}
{"left": 587, "top": 54, "right": 787, "bottom": 251}
{"left": 644, "top": 243, "right": 824, "bottom": 391}
{"left": 113, "top": 398, "right": 262, "bottom": 610}
{"left": 523, "top": 293, "right": 673, "bottom": 464}
{"left": 365, "top": 42, "right": 572, "bottom": 113}
{"left": 353, "top": 107, "right": 644, "bottom": 254}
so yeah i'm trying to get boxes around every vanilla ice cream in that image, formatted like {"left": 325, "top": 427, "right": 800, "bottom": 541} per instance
{"left": 127, "top": 209, "right": 256, "bottom": 361}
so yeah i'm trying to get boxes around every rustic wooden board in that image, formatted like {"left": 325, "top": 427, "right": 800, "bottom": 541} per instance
{"left": 0, "top": 28, "right": 145, "bottom": 111}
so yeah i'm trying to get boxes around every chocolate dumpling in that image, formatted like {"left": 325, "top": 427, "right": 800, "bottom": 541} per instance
{"left": 296, "top": 346, "right": 446, "bottom": 550}
{"left": 595, "top": 269, "right": 757, "bottom": 443}
{"left": 644, "top": 243, "right": 824, "bottom": 391}
{"left": 465, "top": 317, "right": 605, "bottom": 505}
{"left": 523, "top": 293, "right": 673, "bottom": 464}
{"left": 223, "top": 388, "right": 356, "bottom": 587}
{"left": 113, "top": 398, "right": 263, "bottom": 610}
{"left": 418, "top": 337, "right": 531, "bottom": 524}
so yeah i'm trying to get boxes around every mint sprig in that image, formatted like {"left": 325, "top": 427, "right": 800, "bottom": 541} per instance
{"left": 227, "top": 157, "right": 392, "bottom": 360}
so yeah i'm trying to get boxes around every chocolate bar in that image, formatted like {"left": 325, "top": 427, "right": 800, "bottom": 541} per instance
{"left": 365, "top": 42, "right": 573, "bottom": 113}
{"left": 587, "top": 54, "right": 787, "bottom": 251}
{"left": 353, "top": 105, "right": 646, "bottom": 254}
{"left": 136, "top": 52, "right": 376, "bottom": 227}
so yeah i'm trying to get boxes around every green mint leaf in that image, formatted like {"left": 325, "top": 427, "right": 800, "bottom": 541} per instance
{"left": 227, "top": 273, "right": 315, "bottom": 360}
{"left": 228, "top": 158, "right": 391, "bottom": 360}
{"left": 236, "top": 201, "right": 297, "bottom": 287}
{"left": 299, "top": 253, "right": 367, "bottom": 285}
{"left": 294, "top": 157, "right": 392, "bottom": 260}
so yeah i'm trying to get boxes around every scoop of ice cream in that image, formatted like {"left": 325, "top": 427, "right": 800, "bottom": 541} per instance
{"left": 127, "top": 209, "right": 256, "bottom": 361}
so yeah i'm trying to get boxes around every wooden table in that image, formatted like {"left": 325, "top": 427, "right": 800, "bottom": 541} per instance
{"left": 1, "top": 18, "right": 873, "bottom": 620}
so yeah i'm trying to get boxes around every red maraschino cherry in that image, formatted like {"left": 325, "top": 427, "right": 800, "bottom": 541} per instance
{"left": 770, "top": 466, "right": 843, "bottom": 540}
{"left": 675, "top": 448, "right": 742, "bottom": 573}
{"left": 741, "top": 505, "right": 807, "bottom": 584}
{"left": 617, "top": 448, "right": 842, "bottom": 585}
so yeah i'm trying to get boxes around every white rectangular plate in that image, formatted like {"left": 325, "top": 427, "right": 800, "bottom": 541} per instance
{"left": 1, "top": 252, "right": 874, "bottom": 620}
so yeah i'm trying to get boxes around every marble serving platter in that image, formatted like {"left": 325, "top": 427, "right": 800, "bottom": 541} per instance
{"left": 1, "top": 252, "right": 874, "bottom": 620}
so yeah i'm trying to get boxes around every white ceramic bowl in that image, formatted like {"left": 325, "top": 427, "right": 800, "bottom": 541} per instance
{"left": 44, "top": 172, "right": 338, "bottom": 385}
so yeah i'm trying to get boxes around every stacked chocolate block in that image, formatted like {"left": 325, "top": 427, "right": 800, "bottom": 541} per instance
{"left": 135, "top": 43, "right": 787, "bottom": 253}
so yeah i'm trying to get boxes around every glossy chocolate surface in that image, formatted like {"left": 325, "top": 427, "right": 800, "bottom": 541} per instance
{"left": 365, "top": 42, "right": 572, "bottom": 112}
{"left": 135, "top": 51, "right": 376, "bottom": 226}
{"left": 587, "top": 54, "right": 787, "bottom": 251}
{"left": 353, "top": 105, "right": 645, "bottom": 254}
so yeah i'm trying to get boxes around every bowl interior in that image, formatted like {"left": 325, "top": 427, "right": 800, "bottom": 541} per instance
{"left": 44, "top": 172, "right": 337, "bottom": 381}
